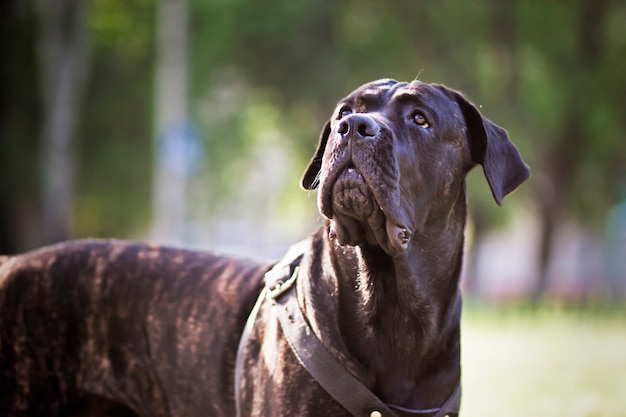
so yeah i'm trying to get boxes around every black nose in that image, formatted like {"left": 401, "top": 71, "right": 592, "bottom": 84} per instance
{"left": 337, "top": 114, "right": 380, "bottom": 139}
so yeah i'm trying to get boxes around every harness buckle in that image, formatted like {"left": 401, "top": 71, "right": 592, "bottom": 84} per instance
{"left": 265, "top": 265, "right": 299, "bottom": 300}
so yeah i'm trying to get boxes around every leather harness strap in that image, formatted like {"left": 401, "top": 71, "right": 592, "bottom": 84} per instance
{"left": 235, "top": 249, "right": 461, "bottom": 417}
{"left": 273, "top": 270, "right": 399, "bottom": 417}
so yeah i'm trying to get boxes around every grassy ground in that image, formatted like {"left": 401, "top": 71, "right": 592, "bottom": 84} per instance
{"left": 460, "top": 304, "right": 626, "bottom": 417}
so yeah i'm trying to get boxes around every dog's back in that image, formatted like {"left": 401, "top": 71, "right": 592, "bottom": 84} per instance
{"left": 0, "top": 239, "right": 270, "bottom": 417}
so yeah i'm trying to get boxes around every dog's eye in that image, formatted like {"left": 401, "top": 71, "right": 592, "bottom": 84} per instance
{"left": 412, "top": 112, "right": 430, "bottom": 128}
{"left": 338, "top": 107, "right": 353, "bottom": 119}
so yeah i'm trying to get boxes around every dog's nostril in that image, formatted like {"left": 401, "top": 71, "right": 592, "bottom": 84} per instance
{"left": 357, "top": 122, "right": 377, "bottom": 137}
{"left": 338, "top": 121, "right": 349, "bottom": 135}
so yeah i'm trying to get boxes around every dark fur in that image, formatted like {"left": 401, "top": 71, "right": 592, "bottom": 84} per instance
{"left": 0, "top": 241, "right": 270, "bottom": 416}
{"left": 0, "top": 79, "right": 529, "bottom": 416}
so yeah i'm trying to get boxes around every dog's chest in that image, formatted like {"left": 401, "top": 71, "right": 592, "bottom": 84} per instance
{"left": 238, "top": 302, "right": 350, "bottom": 416}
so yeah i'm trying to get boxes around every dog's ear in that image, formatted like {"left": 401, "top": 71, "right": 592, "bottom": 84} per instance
{"left": 301, "top": 120, "right": 332, "bottom": 190}
{"left": 454, "top": 92, "right": 530, "bottom": 205}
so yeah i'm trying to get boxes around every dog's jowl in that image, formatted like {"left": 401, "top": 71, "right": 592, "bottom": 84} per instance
{"left": 0, "top": 79, "right": 529, "bottom": 417}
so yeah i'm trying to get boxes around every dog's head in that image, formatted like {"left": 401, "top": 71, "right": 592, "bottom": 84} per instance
{"left": 302, "top": 79, "right": 530, "bottom": 256}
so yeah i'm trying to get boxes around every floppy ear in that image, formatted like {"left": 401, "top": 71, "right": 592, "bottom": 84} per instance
{"left": 455, "top": 93, "right": 530, "bottom": 205}
{"left": 301, "top": 120, "right": 332, "bottom": 190}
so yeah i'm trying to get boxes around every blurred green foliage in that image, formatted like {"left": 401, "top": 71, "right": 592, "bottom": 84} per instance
{"left": 75, "top": 0, "right": 155, "bottom": 237}
{"left": 0, "top": 0, "right": 625, "bottom": 254}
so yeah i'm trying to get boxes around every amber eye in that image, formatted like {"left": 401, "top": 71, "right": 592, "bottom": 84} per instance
{"left": 412, "top": 112, "right": 430, "bottom": 128}
{"left": 338, "top": 107, "right": 353, "bottom": 119}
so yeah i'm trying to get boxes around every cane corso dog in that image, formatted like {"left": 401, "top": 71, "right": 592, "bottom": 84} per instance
{"left": 0, "top": 79, "right": 529, "bottom": 417}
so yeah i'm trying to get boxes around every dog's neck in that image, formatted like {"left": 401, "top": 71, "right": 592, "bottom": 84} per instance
{"left": 298, "top": 193, "right": 466, "bottom": 409}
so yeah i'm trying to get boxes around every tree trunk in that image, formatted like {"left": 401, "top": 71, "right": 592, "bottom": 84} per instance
{"left": 533, "top": 187, "right": 557, "bottom": 302}
{"left": 532, "top": 0, "right": 609, "bottom": 302}
{"left": 38, "top": 0, "right": 91, "bottom": 244}
{"left": 463, "top": 209, "right": 487, "bottom": 297}
{"left": 151, "top": 0, "right": 191, "bottom": 244}
{"left": 0, "top": 0, "right": 40, "bottom": 253}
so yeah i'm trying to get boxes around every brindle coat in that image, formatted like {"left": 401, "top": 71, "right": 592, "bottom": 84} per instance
{"left": 0, "top": 79, "right": 529, "bottom": 416}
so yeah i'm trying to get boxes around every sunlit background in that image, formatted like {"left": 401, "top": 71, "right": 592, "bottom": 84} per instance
{"left": 1, "top": 0, "right": 625, "bottom": 415}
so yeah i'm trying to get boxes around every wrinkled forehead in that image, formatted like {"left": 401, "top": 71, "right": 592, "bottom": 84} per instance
{"left": 342, "top": 79, "right": 407, "bottom": 102}
{"left": 341, "top": 79, "right": 449, "bottom": 108}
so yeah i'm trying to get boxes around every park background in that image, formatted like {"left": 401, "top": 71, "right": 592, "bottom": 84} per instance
{"left": 1, "top": 0, "right": 625, "bottom": 415}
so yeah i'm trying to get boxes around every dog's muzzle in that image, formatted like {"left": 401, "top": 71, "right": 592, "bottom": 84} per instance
{"left": 318, "top": 114, "right": 413, "bottom": 256}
